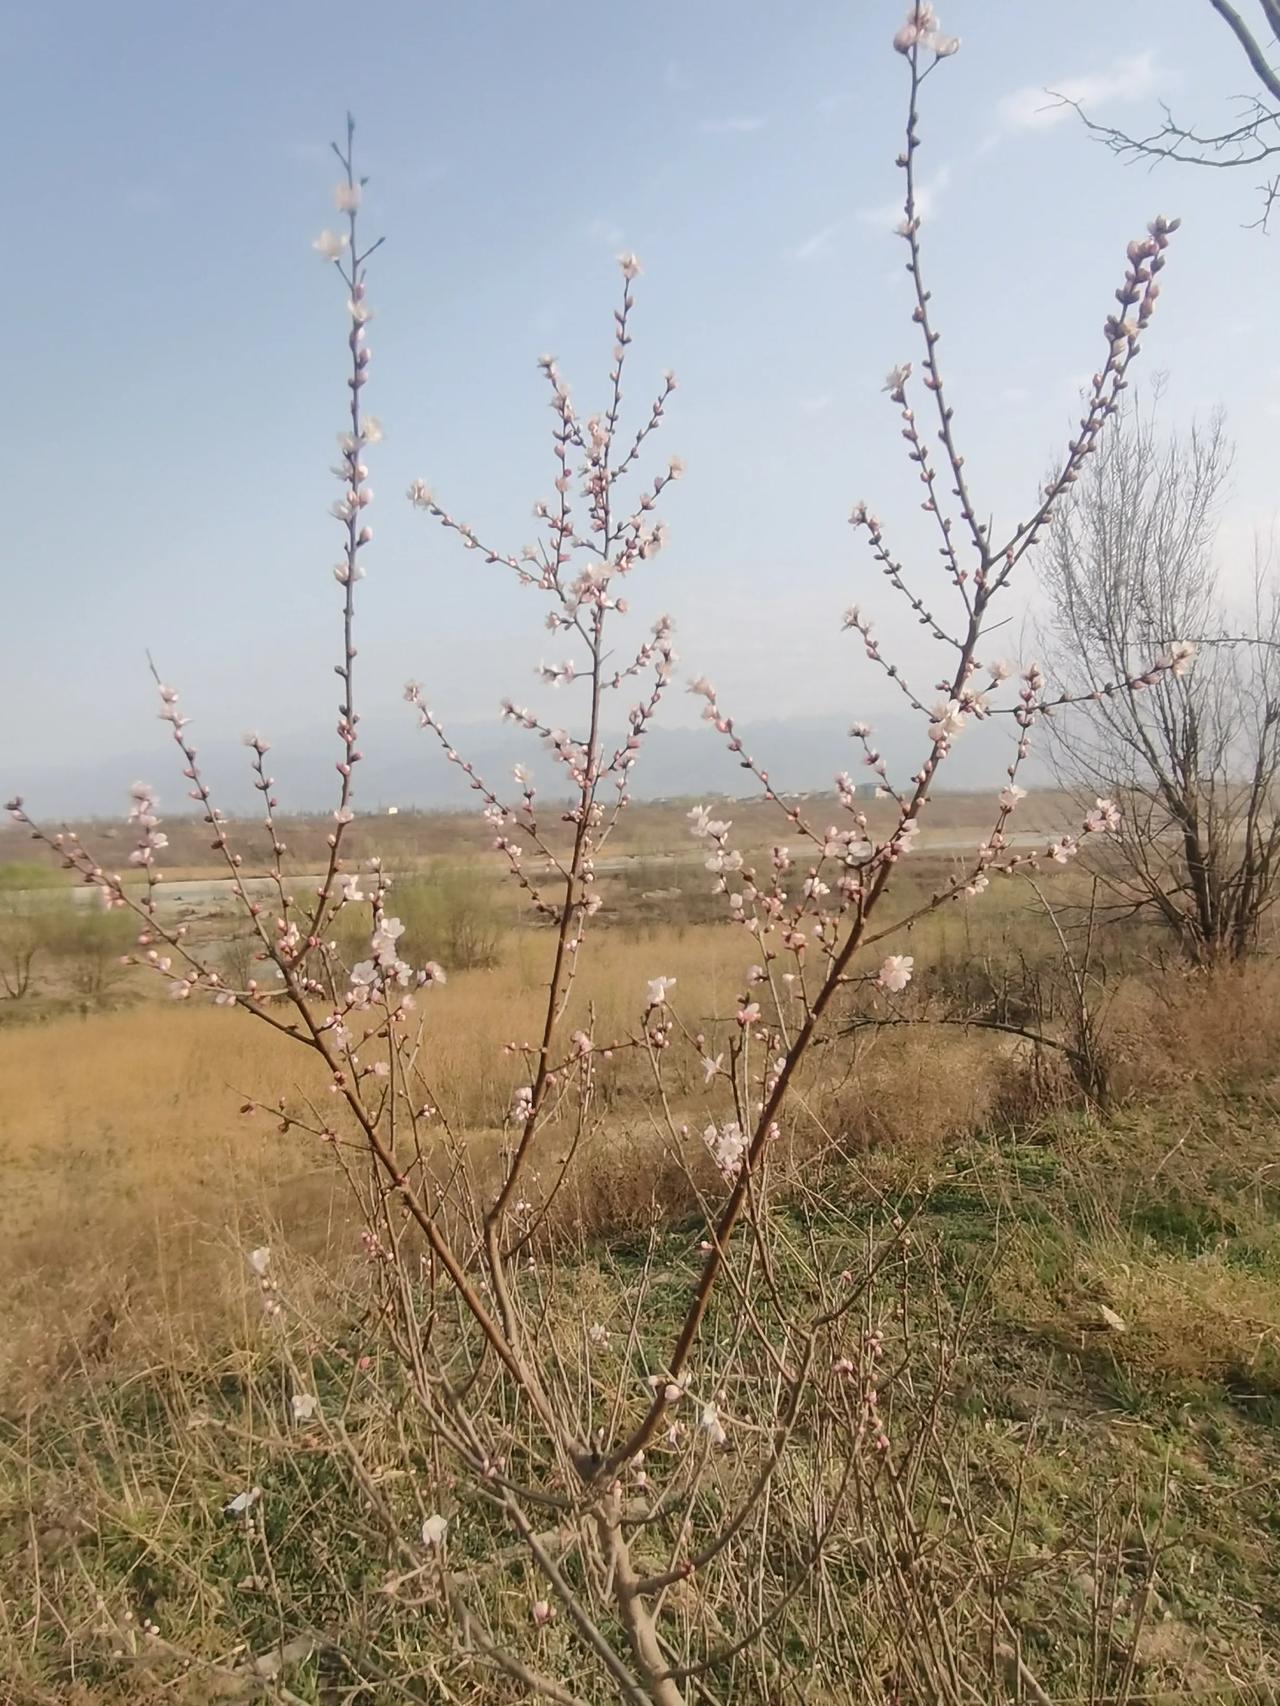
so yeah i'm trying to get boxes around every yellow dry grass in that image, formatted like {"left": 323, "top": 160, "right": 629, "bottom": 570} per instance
{"left": 3, "top": 866, "right": 1273, "bottom": 1407}
{"left": 0, "top": 898, "right": 1022, "bottom": 1397}
{"left": 5, "top": 885, "right": 1280, "bottom": 1697}
{"left": 0, "top": 924, "right": 762, "bottom": 1393}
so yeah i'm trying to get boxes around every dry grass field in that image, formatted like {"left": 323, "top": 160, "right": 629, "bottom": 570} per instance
{"left": 4, "top": 798, "right": 1280, "bottom": 1701}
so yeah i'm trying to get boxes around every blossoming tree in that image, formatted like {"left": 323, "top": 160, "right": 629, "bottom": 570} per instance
{"left": 6, "top": 8, "right": 1193, "bottom": 1700}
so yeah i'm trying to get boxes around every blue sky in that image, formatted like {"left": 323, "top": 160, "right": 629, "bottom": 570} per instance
{"left": 8, "top": 0, "right": 1278, "bottom": 811}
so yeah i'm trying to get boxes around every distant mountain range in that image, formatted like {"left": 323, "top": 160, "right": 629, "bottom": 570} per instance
{"left": 15, "top": 710, "right": 1047, "bottom": 821}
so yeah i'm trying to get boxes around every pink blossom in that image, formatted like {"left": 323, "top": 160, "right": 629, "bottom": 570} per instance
{"left": 999, "top": 783, "right": 1027, "bottom": 811}
{"left": 647, "top": 975, "right": 677, "bottom": 1007}
{"left": 650, "top": 1377, "right": 685, "bottom": 1404}
{"left": 737, "top": 1000, "right": 761, "bottom": 1026}
{"left": 334, "top": 182, "right": 361, "bottom": 212}
{"left": 702, "top": 1120, "right": 747, "bottom": 1182}
{"left": 1084, "top": 797, "right": 1121, "bottom": 834}
{"left": 878, "top": 954, "right": 914, "bottom": 993}
{"left": 928, "top": 699, "right": 966, "bottom": 743}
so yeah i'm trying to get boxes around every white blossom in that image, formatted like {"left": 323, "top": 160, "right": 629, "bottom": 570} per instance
{"left": 224, "top": 1487, "right": 262, "bottom": 1518}
{"left": 702, "top": 1121, "right": 747, "bottom": 1182}
{"left": 700, "top": 1402, "right": 727, "bottom": 1446}
{"left": 1158, "top": 640, "right": 1196, "bottom": 677}
{"left": 421, "top": 1514, "right": 449, "bottom": 1551}
{"left": 313, "top": 229, "right": 349, "bottom": 262}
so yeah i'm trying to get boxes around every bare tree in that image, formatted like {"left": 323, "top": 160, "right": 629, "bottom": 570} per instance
{"left": 1068, "top": 0, "right": 1280, "bottom": 231}
{"left": 1041, "top": 394, "right": 1280, "bottom": 963}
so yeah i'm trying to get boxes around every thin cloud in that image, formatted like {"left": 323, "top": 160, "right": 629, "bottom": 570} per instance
{"left": 790, "top": 221, "right": 841, "bottom": 262}
{"left": 858, "top": 165, "right": 951, "bottom": 230}
{"left": 700, "top": 116, "right": 767, "bottom": 136}
{"left": 998, "top": 51, "right": 1166, "bottom": 132}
